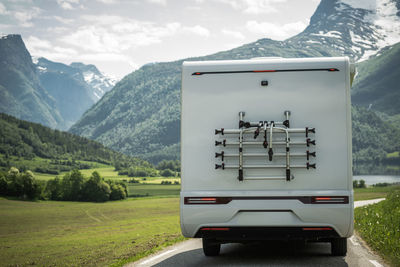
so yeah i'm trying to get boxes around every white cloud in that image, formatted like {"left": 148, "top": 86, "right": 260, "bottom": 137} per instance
{"left": 60, "top": 16, "right": 210, "bottom": 53}
{"left": 96, "top": 0, "right": 117, "bottom": 3}
{"left": 215, "top": 0, "right": 287, "bottom": 14}
{"left": 0, "top": 3, "right": 9, "bottom": 14}
{"left": 13, "top": 7, "right": 41, "bottom": 27}
{"left": 25, "top": 36, "right": 52, "bottom": 49}
{"left": 246, "top": 20, "right": 307, "bottom": 40}
{"left": 222, "top": 29, "right": 245, "bottom": 39}
{"left": 183, "top": 25, "right": 210, "bottom": 37}
{"left": 53, "top": 16, "right": 74, "bottom": 24}
{"left": 147, "top": 0, "right": 167, "bottom": 6}
{"left": 57, "top": 0, "right": 80, "bottom": 10}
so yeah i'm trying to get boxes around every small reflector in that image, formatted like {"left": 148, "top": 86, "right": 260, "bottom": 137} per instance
{"left": 201, "top": 227, "right": 230, "bottom": 231}
{"left": 328, "top": 68, "right": 338, "bottom": 71}
{"left": 302, "top": 227, "right": 332, "bottom": 231}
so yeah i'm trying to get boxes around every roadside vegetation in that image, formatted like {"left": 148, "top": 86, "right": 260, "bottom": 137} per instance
{"left": 0, "top": 197, "right": 183, "bottom": 267}
{"left": 354, "top": 183, "right": 400, "bottom": 201}
{"left": 355, "top": 188, "right": 400, "bottom": 266}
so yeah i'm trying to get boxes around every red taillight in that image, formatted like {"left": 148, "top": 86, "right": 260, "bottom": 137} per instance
{"left": 328, "top": 68, "right": 338, "bottom": 71}
{"left": 311, "top": 196, "right": 349, "bottom": 204}
{"left": 201, "top": 227, "right": 230, "bottom": 231}
{"left": 184, "top": 197, "right": 232, "bottom": 204}
{"left": 302, "top": 227, "right": 332, "bottom": 231}
{"left": 253, "top": 70, "right": 276, "bottom": 72}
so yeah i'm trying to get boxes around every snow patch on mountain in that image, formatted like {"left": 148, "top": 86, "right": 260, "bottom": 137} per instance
{"left": 82, "top": 70, "right": 116, "bottom": 100}
{"left": 338, "top": 0, "right": 400, "bottom": 61}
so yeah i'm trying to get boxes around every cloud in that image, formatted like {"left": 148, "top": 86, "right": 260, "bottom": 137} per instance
{"left": 215, "top": 0, "right": 286, "bottom": 14}
{"left": 0, "top": 3, "right": 9, "bottom": 14}
{"left": 222, "top": 29, "right": 245, "bottom": 39}
{"left": 60, "top": 16, "right": 210, "bottom": 54}
{"left": 13, "top": 7, "right": 41, "bottom": 27}
{"left": 183, "top": 25, "right": 210, "bottom": 37}
{"left": 57, "top": 0, "right": 80, "bottom": 10}
{"left": 25, "top": 36, "right": 52, "bottom": 50}
{"left": 96, "top": 0, "right": 117, "bottom": 3}
{"left": 147, "top": 0, "right": 167, "bottom": 6}
{"left": 53, "top": 15, "right": 74, "bottom": 24}
{"left": 246, "top": 20, "right": 307, "bottom": 40}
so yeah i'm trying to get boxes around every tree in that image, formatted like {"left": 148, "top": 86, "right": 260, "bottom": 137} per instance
{"left": 61, "top": 170, "right": 85, "bottom": 201}
{"left": 81, "top": 171, "right": 110, "bottom": 202}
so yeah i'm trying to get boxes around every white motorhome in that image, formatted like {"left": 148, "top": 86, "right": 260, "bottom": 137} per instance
{"left": 180, "top": 57, "right": 355, "bottom": 256}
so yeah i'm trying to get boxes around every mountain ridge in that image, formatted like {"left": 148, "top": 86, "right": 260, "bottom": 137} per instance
{"left": 0, "top": 34, "right": 116, "bottom": 130}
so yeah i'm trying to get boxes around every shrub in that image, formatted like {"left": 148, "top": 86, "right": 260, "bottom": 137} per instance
{"left": 160, "top": 169, "right": 174, "bottom": 177}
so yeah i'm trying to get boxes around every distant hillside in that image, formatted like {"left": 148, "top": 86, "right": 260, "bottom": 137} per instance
{"left": 0, "top": 34, "right": 63, "bottom": 129}
{"left": 352, "top": 42, "right": 400, "bottom": 115}
{"left": 0, "top": 34, "right": 116, "bottom": 130}
{"left": 0, "top": 113, "right": 151, "bottom": 173}
{"left": 352, "top": 106, "right": 400, "bottom": 174}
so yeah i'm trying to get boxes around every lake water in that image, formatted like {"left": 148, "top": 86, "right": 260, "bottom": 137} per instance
{"left": 353, "top": 175, "right": 400, "bottom": 185}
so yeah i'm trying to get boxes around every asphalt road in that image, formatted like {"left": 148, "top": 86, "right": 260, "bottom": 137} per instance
{"left": 128, "top": 199, "right": 386, "bottom": 267}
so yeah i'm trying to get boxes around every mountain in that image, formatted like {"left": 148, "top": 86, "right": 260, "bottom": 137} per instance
{"left": 0, "top": 34, "right": 63, "bottom": 129}
{"left": 351, "top": 42, "right": 400, "bottom": 115}
{"left": 69, "top": 62, "right": 116, "bottom": 101}
{"left": 0, "top": 34, "right": 116, "bottom": 130}
{"left": 70, "top": 0, "right": 400, "bottom": 168}
{"left": 35, "top": 58, "right": 115, "bottom": 129}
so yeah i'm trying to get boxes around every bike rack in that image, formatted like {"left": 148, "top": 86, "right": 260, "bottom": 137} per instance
{"left": 214, "top": 111, "right": 316, "bottom": 182}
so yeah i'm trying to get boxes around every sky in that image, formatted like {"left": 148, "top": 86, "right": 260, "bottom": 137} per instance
{"left": 0, "top": 0, "right": 320, "bottom": 79}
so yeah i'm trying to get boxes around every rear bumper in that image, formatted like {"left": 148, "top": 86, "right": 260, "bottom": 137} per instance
{"left": 180, "top": 191, "right": 354, "bottom": 239}
{"left": 195, "top": 226, "right": 340, "bottom": 242}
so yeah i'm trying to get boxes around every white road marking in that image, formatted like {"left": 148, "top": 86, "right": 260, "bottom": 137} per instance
{"left": 349, "top": 235, "right": 359, "bottom": 246}
{"left": 139, "top": 249, "right": 177, "bottom": 266}
{"left": 369, "top": 260, "right": 384, "bottom": 267}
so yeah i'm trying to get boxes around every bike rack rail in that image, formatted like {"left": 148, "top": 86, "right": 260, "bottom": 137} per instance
{"left": 214, "top": 111, "right": 316, "bottom": 182}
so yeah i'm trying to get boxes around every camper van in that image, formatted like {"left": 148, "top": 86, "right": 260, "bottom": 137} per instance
{"left": 180, "top": 57, "right": 355, "bottom": 256}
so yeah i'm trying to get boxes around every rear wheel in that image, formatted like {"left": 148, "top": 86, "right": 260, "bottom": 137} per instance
{"left": 331, "top": 238, "right": 347, "bottom": 256}
{"left": 202, "top": 238, "right": 221, "bottom": 256}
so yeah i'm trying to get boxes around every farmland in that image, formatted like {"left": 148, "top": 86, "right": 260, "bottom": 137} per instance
{"left": 0, "top": 197, "right": 183, "bottom": 267}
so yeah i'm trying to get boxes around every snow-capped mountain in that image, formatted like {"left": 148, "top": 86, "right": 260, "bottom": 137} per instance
{"left": 291, "top": 0, "right": 400, "bottom": 61}
{"left": 70, "top": 62, "right": 116, "bottom": 101}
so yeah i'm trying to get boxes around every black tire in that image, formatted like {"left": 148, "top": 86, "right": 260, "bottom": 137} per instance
{"left": 331, "top": 238, "right": 347, "bottom": 256}
{"left": 202, "top": 238, "right": 221, "bottom": 256}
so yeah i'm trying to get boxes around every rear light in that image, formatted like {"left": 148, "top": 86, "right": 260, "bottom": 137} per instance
{"left": 311, "top": 196, "right": 349, "bottom": 204}
{"left": 302, "top": 227, "right": 332, "bottom": 231}
{"left": 184, "top": 197, "right": 232, "bottom": 204}
{"left": 201, "top": 227, "right": 230, "bottom": 231}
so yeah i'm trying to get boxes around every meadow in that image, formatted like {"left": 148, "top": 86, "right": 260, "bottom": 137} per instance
{"left": 0, "top": 197, "right": 183, "bottom": 267}
{"left": 354, "top": 184, "right": 400, "bottom": 201}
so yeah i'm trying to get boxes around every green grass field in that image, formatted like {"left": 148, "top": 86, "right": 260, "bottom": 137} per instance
{"left": 127, "top": 184, "right": 181, "bottom": 197}
{"left": 354, "top": 185, "right": 400, "bottom": 201}
{"left": 0, "top": 197, "right": 183, "bottom": 267}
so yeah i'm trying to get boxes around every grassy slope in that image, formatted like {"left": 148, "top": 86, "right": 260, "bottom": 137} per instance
{"left": 0, "top": 197, "right": 183, "bottom": 267}
{"left": 355, "top": 189, "right": 400, "bottom": 266}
